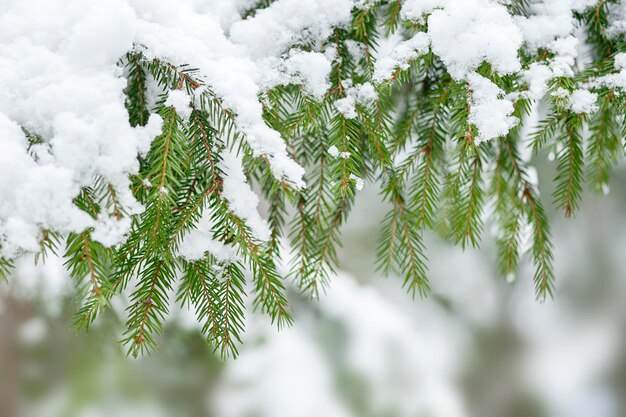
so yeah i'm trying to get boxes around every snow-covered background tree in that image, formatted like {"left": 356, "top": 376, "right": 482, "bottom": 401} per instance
{"left": 2, "top": 0, "right": 626, "bottom": 358}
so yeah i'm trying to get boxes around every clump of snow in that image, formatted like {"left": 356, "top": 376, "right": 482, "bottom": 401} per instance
{"left": 373, "top": 33, "right": 430, "bottom": 83}
{"left": 590, "top": 72, "right": 626, "bottom": 91}
{"left": 548, "top": 36, "right": 580, "bottom": 77}
{"left": 334, "top": 98, "right": 359, "bottom": 119}
{"left": 614, "top": 53, "right": 626, "bottom": 70}
{"left": 467, "top": 73, "right": 518, "bottom": 143}
{"left": 568, "top": 89, "right": 598, "bottom": 114}
{"left": 165, "top": 89, "right": 193, "bottom": 122}
{"left": 229, "top": 0, "right": 353, "bottom": 60}
{"left": 219, "top": 150, "right": 271, "bottom": 242}
{"left": 328, "top": 146, "right": 340, "bottom": 157}
{"left": 515, "top": 0, "right": 594, "bottom": 78}
{"left": 401, "top": 0, "right": 446, "bottom": 22}
{"left": 516, "top": 2, "right": 576, "bottom": 51}
{"left": 427, "top": 0, "right": 523, "bottom": 80}
{"left": 552, "top": 87, "right": 570, "bottom": 99}
{"left": 344, "top": 40, "right": 366, "bottom": 62}
{"left": 259, "top": 50, "right": 332, "bottom": 100}
{"left": 0, "top": 116, "right": 92, "bottom": 257}
{"left": 350, "top": 174, "right": 364, "bottom": 191}
{"left": 178, "top": 212, "right": 239, "bottom": 263}
{"left": 589, "top": 53, "right": 626, "bottom": 92}
{"left": 334, "top": 81, "right": 377, "bottom": 119}
{"left": 0, "top": 0, "right": 168, "bottom": 253}
{"left": 523, "top": 63, "right": 554, "bottom": 100}
{"left": 91, "top": 214, "right": 132, "bottom": 247}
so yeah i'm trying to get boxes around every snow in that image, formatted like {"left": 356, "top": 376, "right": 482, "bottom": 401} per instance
{"left": 259, "top": 50, "right": 332, "bottom": 100}
{"left": 0, "top": 0, "right": 620, "bottom": 257}
{"left": 0, "top": 0, "right": 166, "bottom": 253}
{"left": 373, "top": 33, "right": 430, "bottom": 83}
{"left": 328, "top": 146, "right": 340, "bottom": 157}
{"left": 229, "top": 0, "right": 353, "bottom": 60}
{"left": 466, "top": 73, "right": 518, "bottom": 143}
{"left": 91, "top": 214, "right": 132, "bottom": 248}
{"left": 164, "top": 89, "right": 193, "bottom": 122}
{"left": 178, "top": 212, "right": 239, "bottom": 263}
{"left": 350, "top": 174, "right": 364, "bottom": 191}
{"left": 515, "top": 0, "right": 594, "bottom": 78}
{"left": 614, "top": 53, "right": 626, "bottom": 70}
{"left": 334, "top": 98, "right": 359, "bottom": 119}
{"left": 219, "top": 150, "right": 271, "bottom": 242}
{"left": 607, "top": 1, "right": 626, "bottom": 37}
{"left": 568, "top": 89, "right": 598, "bottom": 114}
{"left": 401, "top": 0, "right": 446, "bottom": 22}
{"left": 523, "top": 63, "right": 555, "bottom": 100}
{"left": 0, "top": 115, "right": 93, "bottom": 257}
{"left": 427, "top": 0, "right": 523, "bottom": 80}
{"left": 394, "top": 0, "right": 525, "bottom": 142}
{"left": 589, "top": 53, "right": 626, "bottom": 92}
{"left": 552, "top": 87, "right": 570, "bottom": 99}
{"left": 333, "top": 81, "right": 377, "bottom": 119}
{"left": 131, "top": 3, "right": 307, "bottom": 189}
{"left": 0, "top": 0, "right": 359, "bottom": 254}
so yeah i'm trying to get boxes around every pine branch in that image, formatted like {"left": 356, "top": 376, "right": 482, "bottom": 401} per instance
{"left": 378, "top": 171, "right": 430, "bottom": 298}
{"left": 7, "top": 3, "right": 626, "bottom": 358}
{"left": 554, "top": 115, "right": 584, "bottom": 217}
{"left": 502, "top": 138, "right": 555, "bottom": 300}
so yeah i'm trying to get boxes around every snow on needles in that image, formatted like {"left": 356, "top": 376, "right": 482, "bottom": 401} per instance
{"left": 0, "top": 0, "right": 163, "bottom": 257}
{"left": 0, "top": 0, "right": 611, "bottom": 256}
{"left": 427, "top": 0, "right": 523, "bottom": 80}
{"left": 219, "top": 150, "right": 272, "bottom": 242}
{"left": 380, "top": 0, "right": 524, "bottom": 142}
{"left": 0, "top": 0, "right": 355, "bottom": 255}
{"left": 466, "top": 73, "right": 519, "bottom": 144}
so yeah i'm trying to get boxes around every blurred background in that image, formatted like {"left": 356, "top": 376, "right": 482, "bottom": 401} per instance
{"left": 1, "top": 157, "right": 626, "bottom": 417}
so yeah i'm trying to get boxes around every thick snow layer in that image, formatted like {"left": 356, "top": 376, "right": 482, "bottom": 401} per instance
{"left": 258, "top": 50, "right": 332, "bottom": 100}
{"left": 0, "top": 0, "right": 163, "bottom": 256}
{"left": 427, "top": 0, "right": 523, "bottom": 80}
{"left": 0, "top": 0, "right": 357, "bottom": 254}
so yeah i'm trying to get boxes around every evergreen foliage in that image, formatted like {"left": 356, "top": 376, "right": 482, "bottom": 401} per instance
{"left": 3, "top": 0, "right": 626, "bottom": 357}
